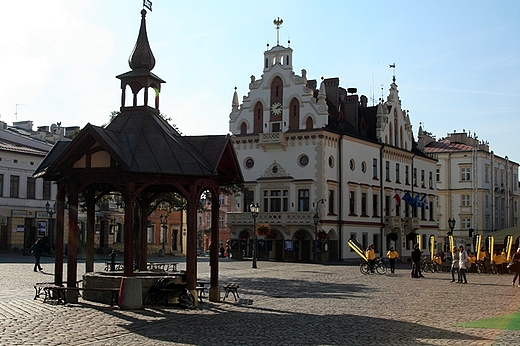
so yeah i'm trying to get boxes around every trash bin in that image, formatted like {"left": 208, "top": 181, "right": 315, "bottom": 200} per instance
{"left": 118, "top": 277, "right": 142, "bottom": 310}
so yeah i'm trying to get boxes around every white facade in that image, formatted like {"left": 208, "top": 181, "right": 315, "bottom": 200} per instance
{"left": 424, "top": 131, "right": 519, "bottom": 250}
{"left": 227, "top": 27, "right": 438, "bottom": 261}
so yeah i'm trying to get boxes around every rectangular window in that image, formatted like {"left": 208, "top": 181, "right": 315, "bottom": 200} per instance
{"left": 429, "top": 171, "right": 433, "bottom": 188}
{"left": 350, "top": 232, "right": 357, "bottom": 251}
{"left": 405, "top": 203, "right": 410, "bottom": 217}
{"left": 429, "top": 200, "right": 435, "bottom": 221}
{"left": 298, "top": 189, "right": 309, "bottom": 212}
{"left": 372, "top": 159, "right": 378, "bottom": 179}
{"left": 436, "top": 167, "right": 440, "bottom": 182}
{"left": 263, "top": 190, "right": 288, "bottom": 212}
{"left": 362, "top": 233, "right": 368, "bottom": 251}
{"left": 405, "top": 165, "right": 410, "bottom": 185}
{"left": 219, "top": 216, "right": 224, "bottom": 228}
{"left": 395, "top": 163, "right": 400, "bottom": 183}
{"left": 461, "top": 218, "right": 471, "bottom": 229}
{"left": 10, "top": 175, "right": 19, "bottom": 198}
{"left": 413, "top": 168, "right": 417, "bottom": 186}
{"left": 27, "top": 177, "right": 36, "bottom": 199}
{"left": 421, "top": 169, "right": 425, "bottom": 187}
{"left": 243, "top": 190, "right": 254, "bottom": 212}
{"left": 421, "top": 204, "right": 426, "bottom": 220}
{"left": 147, "top": 225, "right": 155, "bottom": 243}
{"left": 461, "top": 194, "right": 471, "bottom": 206}
{"left": 328, "top": 190, "right": 335, "bottom": 214}
{"left": 361, "top": 192, "right": 367, "bottom": 216}
{"left": 461, "top": 167, "right": 471, "bottom": 181}
{"left": 485, "top": 165, "right": 489, "bottom": 183}
{"left": 385, "top": 195, "right": 391, "bottom": 216}
{"left": 385, "top": 161, "right": 390, "bottom": 181}
{"left": 219, "top": 194, "right": 225, "bottom": 205}
{"left": 372, "top": 194, "right": 379, "bottom": 217}
{"left": 349, "top": 191, "right": 356, "bottom": 215}
{"left": 43, "top": 180, "right": 51, "bottom": 200}
{"left": 0, "top": 174, "right": 4, "bottom": 197}
{"left": 373, "top": 233, "right": 380, "bottom": 253}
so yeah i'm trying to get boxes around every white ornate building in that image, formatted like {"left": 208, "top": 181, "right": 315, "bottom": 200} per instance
{"left": 423, "top": 130, "right": 519, "bottom": 251}
{"left": 226, "top": 21, "right": 438, "bottom": 261}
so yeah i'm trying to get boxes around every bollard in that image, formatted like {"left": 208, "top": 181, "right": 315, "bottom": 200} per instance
{"left": 110, "top": 249, "right": 117, "bottom": 271}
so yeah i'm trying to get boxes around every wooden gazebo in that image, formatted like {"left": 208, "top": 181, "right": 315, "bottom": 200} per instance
{"left": 33, "top": 9, "right": 243, "bottom": 302}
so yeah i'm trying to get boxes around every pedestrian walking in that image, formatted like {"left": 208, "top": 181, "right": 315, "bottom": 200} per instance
{"left": 411, "top": 244, "right": 423, "bottom": 278}
{"left": 31, "top": 238, "right": 44, "bottom": 272}
{"left": 458, "top": 245, "right": 468, "bottom": 284}
{"left": 386, "top": 247, "right": 399, "bottom": 273}
{"left": 510, "top": 248, "right": 520, "bottom": 287}
{"left": 450, "top": 246, "right": 459, "bottom": 283}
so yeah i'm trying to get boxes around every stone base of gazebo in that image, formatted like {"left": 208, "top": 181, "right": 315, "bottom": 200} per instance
{"left": 82, "top": 271, "right": 182, "bottom": 305}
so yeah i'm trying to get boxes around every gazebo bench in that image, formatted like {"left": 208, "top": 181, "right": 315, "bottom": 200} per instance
{"left": 222, "top": 283, "right": 240, "bottom": 301}
{"left": 34, "top": 282, "right": 119, "bottom": 306}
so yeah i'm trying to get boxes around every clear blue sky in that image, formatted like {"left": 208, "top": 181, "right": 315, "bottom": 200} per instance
{"left": 1, "top": 1, "right": 519, "bottom": 162}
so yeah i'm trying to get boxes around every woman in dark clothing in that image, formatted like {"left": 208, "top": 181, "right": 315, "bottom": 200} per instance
{"left": 511, "top": 248, "right": 520, "bottom": 287}
{"left": 31, "top": 238, "right": 44, "bottom": 272}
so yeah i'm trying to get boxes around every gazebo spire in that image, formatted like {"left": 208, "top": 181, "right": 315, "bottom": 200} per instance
{"left": 129, "top": 9, "right": 155, "bottom": 71}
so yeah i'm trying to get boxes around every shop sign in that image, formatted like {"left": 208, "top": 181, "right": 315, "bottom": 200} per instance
{"left": 11, "top": 210, "right": 27, "bottom": 218}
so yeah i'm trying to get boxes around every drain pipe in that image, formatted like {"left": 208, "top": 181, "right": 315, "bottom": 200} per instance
{"left": 338, "top": 134, "right": 343, "bottom": 260}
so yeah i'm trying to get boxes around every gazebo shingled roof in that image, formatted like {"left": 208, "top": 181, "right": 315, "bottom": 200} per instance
{"left": 33, "top": 9, "right": 243, "bottom": 304}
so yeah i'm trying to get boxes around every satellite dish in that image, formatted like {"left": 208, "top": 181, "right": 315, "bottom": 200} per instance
{"left": 50, "top": 123, "right": 57, "bottom": 133}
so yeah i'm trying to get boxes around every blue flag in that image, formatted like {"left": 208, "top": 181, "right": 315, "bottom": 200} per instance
{"left": 402, "top": 192, "right": 413, "bottom": 206}
{"left": 414, "top": 194, "right": 422, "bottom": 207}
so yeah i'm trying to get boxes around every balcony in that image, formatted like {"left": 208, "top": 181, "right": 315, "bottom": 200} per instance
{"left": 403, "top": 217, "right": 420, "bottom": 230}
{"left": 259, "top": 132, "right": 287, "bottom": 150}
{"left": 384, "top": 216, "right": 403, "bottom": 229}
{"left": 227, "top": 211, "right": 314, "bottom": 227}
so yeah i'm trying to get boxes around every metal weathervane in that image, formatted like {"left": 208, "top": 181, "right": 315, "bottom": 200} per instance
{"left": 143, "top": 0, "right": 152, "bottom": 12}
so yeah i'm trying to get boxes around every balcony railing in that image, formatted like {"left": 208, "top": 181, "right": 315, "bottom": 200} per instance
{"left": 227, "top": 211, "right": 314, "bottom": 226}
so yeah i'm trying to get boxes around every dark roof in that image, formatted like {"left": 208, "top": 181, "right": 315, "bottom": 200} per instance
{"left": 425, "top": 139, "right": 474, "bottom": 153}
{"left": 33, "top": 109, "right": 243, "bottom": 183}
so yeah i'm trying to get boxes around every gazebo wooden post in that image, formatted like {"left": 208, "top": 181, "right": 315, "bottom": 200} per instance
{"left": 85, "top": 190, "right": 96, "bottom": 273}
{"left": 185, "top": 193, "right": 198, "bottom": 293}
{"left": 139, "top": 196, "right": 149, "bottom": 271}
{"left": 209, "top": 189, "right": 220, "bottom": 301}
{"left": 54, "top": 182, "right": 66, "bottom": 286}
{"left": 66, "top": 191, "right": 80, "bottom": 302}
{"left": 123, "top": 183, "right": 135, "bottom": 276}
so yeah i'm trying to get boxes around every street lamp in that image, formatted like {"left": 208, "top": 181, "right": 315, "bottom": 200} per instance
{"left": 313, "top": 199, "right": 325, "bottom": 262}
{"left": 45, "top": 201, "right": 56, "bottom": 250}
{"left": 249, "top": 203, "right": 259, "bottom": 269}
{"left": 448, "top": 218, "right": 456, "bottom": 236}
{"left": 159, "top": 214, "right": 168, "bottom": 257}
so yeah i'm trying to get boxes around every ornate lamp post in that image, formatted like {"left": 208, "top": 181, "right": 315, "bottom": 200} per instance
{"left": 159, "top": 214, "right": 168, "bottom": 257}
{"left": 448, "top": 218, "right": 456, "bottom": 236}
{"left": 45, "top": 201, "right": 56, "bottom": 250}
{"left": 313, "top": 199, "right": 325, "bottom": 262}
{"left": 249, "top": 203, "right": 259, "bottom": 269}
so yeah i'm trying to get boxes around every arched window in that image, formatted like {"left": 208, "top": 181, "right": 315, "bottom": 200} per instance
{"left": 240, "top": 122, "right": 247, "bottom": 135}
{"left": 305, "top": 117, "right": 313, "bottom": 129}
{"left": 254, "top": 102, "right": 263, "bottom": 133}
{"left": 289, "top": 98, "right": 300, "bottom": 130}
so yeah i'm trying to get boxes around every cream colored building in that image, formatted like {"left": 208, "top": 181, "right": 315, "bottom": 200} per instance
{"left": 226, "top": 21, "right": 438, "bottom": 261}
{"left": 423, "top": 130, "right": 519, "bottom": 251}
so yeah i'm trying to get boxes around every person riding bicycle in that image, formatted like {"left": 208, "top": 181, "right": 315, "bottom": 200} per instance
{"left": 477, "top": 247, "right": 488, "bottom": 273}
{"left": 366, "top": 244, "right": 376, "bottom": 273}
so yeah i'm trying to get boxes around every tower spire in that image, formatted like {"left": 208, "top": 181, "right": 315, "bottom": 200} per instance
{"left": 273, "top": 17, "right": 283, "bottom": 46}
{"left": 129, "top": 9, "right": 155, "bottom": 71}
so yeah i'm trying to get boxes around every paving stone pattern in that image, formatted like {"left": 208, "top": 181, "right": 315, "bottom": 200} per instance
{"left": 1, "top": 253, "right": 519, "bottom": 345}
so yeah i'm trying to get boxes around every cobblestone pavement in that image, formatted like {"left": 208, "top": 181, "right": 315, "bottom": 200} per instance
{"left": 1, "top": 252, "right": 519, "bottom": 346}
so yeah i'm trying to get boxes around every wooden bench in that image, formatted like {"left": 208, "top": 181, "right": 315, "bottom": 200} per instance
{"left": 34, "top": 282, "right": 119, "bottom": 306}
{"left": 223, "top": 283, "right": 240, "bottom": 301}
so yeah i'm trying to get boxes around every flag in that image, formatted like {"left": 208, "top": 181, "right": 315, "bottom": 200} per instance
{"left": 392, "top": 191, "right": 401, "bottom": 207}
{"left": 421, "top": 194, "right": 429, "bottom": 209}
{"left": 389, "top": 63, "right": 396, "bottom": 68}
{"left": 143, "top": 0, "right": 152, "bottom": 11}
{"left": 402, "top": 192, "right": 413, "bottom": 206}
{"left": 413, "top": 193, "right": 422, "bottom": 207}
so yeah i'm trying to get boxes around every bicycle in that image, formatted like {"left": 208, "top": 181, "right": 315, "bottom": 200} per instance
{"left": 420, "top": 257, "right": 433, "bottom": 273}
{"left": 360, "top": 257, "right": 387, "bottom": 275}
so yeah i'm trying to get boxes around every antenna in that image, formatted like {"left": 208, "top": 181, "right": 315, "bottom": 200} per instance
{"left": 273, "top": 17, "right": 283, "bottom": 46}
{"left": 15, "top": 104, "right": 26, "bottom": 121}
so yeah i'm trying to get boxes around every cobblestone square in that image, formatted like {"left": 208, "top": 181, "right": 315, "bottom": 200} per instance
{"left": 1, "top": 253, "right": 519, "bottom": 345}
